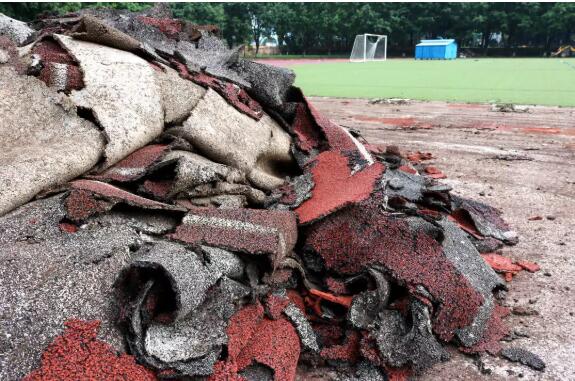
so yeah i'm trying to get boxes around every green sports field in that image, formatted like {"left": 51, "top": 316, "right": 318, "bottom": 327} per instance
{"left": 289, "top": 58, "right": 575, "bottom": 107}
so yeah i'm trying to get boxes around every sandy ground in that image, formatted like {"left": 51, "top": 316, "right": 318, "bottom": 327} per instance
{"left": 308, "top": 97, "right": 575, "bottom": 381}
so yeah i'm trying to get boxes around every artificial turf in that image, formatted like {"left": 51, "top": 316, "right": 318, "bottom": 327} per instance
{"left": 290, "top": 58, "right": 575, "bottom": 107}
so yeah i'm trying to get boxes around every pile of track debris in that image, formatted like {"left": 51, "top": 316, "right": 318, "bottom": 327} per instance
{"left": 0, "top": 6, "right": 544, "bottom": 381}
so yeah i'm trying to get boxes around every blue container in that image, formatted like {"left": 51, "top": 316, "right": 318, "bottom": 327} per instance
{"left": 415, "top": 39, "right": 457, "bottom": 60}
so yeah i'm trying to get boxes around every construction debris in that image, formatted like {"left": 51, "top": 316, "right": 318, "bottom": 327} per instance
{"left": 488, "top": 154, "right": 534, "bottom": 161}
{"left": 500, "top": 347, "right": 546, "bottom": 371}
{"left": 0, "top": 67, "right": 104, "bottom": 215}
{"left": 481, "top": 253, "right": 540, "bottom": 282}
{"left": 491, "top": 103, "right": 531, "bottom": 113}
{"left": 0, "top": 7, "right": 543, "bottom": 381}
{"left": 22, "top": 320, "right": 156, "bottom": 381}
{"left": 0, "top": 12, "right": 34, "bottom": 44}
{"left": 369, "top": 98, "right": 411, "bottom": 105}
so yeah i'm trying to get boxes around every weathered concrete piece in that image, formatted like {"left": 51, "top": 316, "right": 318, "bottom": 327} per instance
{"left": 500, "top": 347, "right": 546, "bottom": 371}
{"left": 0, "top": 67, "right": 104, "bottom": 216}
{"left": 137, "top": 150, "right": 267, "bottom": 207}
{"left": 124, "top": 275, "right": 249, "bottom": 376}
{"left": 234, "top": 60, "right": 295, "bottom": 109}
{"left": 169, "top": 208, "right": 298, "bottom": 266}
{"left": 170, "top": 88, "right": 294, "bottom": 190}
{"left": 64, "top": 179, "right": 183, "bottom": 223}
{"left": 374, "top": 300, "right": 449, "bottom": 372}
{"left": 295, "top": 150, "right": 384, "bottom": 224}
{"left": 439, "top": 219, "right": 504, "bottom": 347}
{"left": 0, "top": 36, "right": 20, "bottom": 68}
{"left": 160, "top": 150, "right": 246, "bottom": 195}
{"left": 117, "top": 242, "right": 214, "bottom": 321}
{"left": 79, "top": 8, "right": 178, "bottom": 57}
{"left": 89, "top": 144, "right": 171, "bottom": 182}
{"left": 284, "top": 303, "right": 320, "bottom": 352}
{"left": 71, "top": 14, "right": 142, "bottom": 52}
{"left": 55, "top": 34, "right": 164, "bottom": 167}
{"left": 0, "top": 45, "right": 10, "bottom": 62}
{"left": 202, "top": 245, "right": 245, "bottom": 281}
{"left": 156, "top": 64, "right": 206, "bottom": 124}
{"left": 114, "top": 238, "right": 250, "bottom": 377}
{"left": 176, "top": 38, "right": 248, "bottom": 88}
{"left": 451, "top": 195, "right": 517, "bottom": 244}
{"left": 0, "top": 195, "right": 145, "bottom": 380}
{"left": 0, "top": 13, "right": 34, "bottom": 45}
{"left": 26, "top": 38, "right": 85, "bottom": 92}
{"left": 182, "top": 182, "right": 267, "bottom": 207}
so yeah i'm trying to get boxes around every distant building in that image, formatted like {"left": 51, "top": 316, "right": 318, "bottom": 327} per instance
{"left": 415, "top": 39, "right": 457, "bottom": 60}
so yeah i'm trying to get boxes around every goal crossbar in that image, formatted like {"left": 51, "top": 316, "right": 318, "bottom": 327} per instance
{"left": 350, "top": 34, "right": 387, "bottom": 62}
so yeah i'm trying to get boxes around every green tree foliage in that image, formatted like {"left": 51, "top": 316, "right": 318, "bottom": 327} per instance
{"left": 0, "top": 2, "right": 151, "bottom": 21}
{"left": 170, "top": 3, "right": 225, "bottom": 26}
{"left": 1, "top": 3, "right": 573, "bottom": 55}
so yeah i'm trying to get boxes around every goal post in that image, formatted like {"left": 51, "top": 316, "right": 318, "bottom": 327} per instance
{"left": 350, "top": 34, "right": 387, "bottom": 62}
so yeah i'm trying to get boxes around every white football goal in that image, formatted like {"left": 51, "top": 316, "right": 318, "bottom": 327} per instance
{"left": 350, "top": 34, "right": 387, "bottom": 62}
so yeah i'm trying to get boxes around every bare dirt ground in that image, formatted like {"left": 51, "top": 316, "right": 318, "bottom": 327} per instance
{"left": 309, "top": 97, "right": 575, "bottom": 380}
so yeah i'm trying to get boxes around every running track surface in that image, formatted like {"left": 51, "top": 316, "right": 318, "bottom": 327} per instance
{"left": 255, "top": 58, "right": 348, "bottom": 67}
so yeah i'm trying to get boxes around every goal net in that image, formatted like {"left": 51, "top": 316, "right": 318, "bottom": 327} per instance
{"left": 350, "top": 34, "right": 387, "bottom": 62}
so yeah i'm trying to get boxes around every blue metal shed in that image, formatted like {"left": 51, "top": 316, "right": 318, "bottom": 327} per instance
{"left": 415, "top": 39, "right": 457, "bottom": 60}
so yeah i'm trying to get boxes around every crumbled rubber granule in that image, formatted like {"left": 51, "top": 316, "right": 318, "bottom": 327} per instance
{"left": 23, "top": 319, "right": 157, "bottom": 381}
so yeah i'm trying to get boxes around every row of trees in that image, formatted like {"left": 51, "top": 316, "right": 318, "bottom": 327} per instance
{"left": 1, "top": 3, "right": 573, "bottom": 55}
